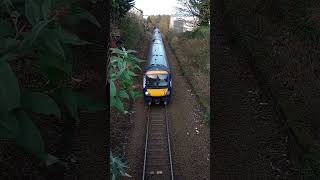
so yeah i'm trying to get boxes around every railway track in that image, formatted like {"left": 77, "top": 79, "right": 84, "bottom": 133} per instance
{"left": 142, "top": 104, "right": 174, "bottom": 180}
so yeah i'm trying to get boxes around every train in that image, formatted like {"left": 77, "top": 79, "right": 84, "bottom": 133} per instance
{"left": 143, "top": 28, "right": 172, "bottom": 105}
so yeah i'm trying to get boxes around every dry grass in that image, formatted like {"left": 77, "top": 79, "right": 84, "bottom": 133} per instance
{"left": 168, "top": 28, "right": 210, "bottom": 122}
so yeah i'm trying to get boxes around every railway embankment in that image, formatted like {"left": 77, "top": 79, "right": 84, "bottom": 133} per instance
{"left": 166, "top": 28, "right": 210, "bottom": 124}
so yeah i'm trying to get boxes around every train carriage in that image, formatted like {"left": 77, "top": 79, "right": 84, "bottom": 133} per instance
{"left": 143, "top": 28, "right": 172, "bottom": 105}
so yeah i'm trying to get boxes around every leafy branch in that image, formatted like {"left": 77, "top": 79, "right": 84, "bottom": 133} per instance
{"left": 0, "top": 0, "right": 105, "bottom": 165}
{"left": 109, "top": 47, "right": 143, "bottom": 113}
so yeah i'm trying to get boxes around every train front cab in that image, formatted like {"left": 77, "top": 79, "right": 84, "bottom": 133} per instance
{"left": 143, "top": 70, "right": 172, "bottom": 105}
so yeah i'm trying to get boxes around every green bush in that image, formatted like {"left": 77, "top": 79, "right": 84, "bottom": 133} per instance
{"left": 0, "top": 0, "right": 106, "bottom": 165}
{"left": 183, "top": 26, "right": 210, "bottom": 39}
{"left": 119, "top": 15, "right": 144, "bottom": 49}
{"left": 109, "top": 47, "right": 144, "bottom": 113}
{"left": 110, "top": 151, "right": 131, "bottom": 180}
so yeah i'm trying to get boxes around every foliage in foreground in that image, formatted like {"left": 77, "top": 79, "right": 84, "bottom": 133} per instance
{"left": 108, "top": 41, "right": 144, "bottom": 180}
{"left": 110, "top": 151, "right": 132, "bottom": 180}
{"left": 109, "top": 47, "right": 143, "bottom": 113}
{"left": 0, "top": 0, "right": 105, "bottom": 165}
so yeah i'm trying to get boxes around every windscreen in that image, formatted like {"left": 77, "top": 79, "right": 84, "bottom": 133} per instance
{"left": 146, "top": 74, "right": 169, "bottom": 88}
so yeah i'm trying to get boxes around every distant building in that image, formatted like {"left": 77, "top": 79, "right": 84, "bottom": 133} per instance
{"left": 128, "top": 6, "right": 143, "bottom": 19}
{"left": 169, "top": 15, "right": 198, "bottom": 32}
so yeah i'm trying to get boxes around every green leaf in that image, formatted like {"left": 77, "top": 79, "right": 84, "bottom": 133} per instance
{"left": 121, "top": 71, "right": 132, "bottom": 81}
{"left": 41, "top": 0, "right": 51, "bottom": 20}
{"left": 75, "top": 92, "right": 106, "bottom": 112}
{"left": 129, "top": 63, "right": 141, "bottom": 71}
{"left": 110, "top": 96, "right": 116, "bottom": 107}
{"left": 0, "top": 52, "right": 15, "bottom": 63}
{"left": 110, "top": 56, "right": 122, "bottom": 64}
{"left": 0, "top": 122, "right": 12, "bottom": 138}
{"left": 38, "top": 66, "right": 70, "bottom": 87}
{"left": 63, "top": 7, "right": 101, "bottom": 28}
{"left": 52, "top": 87, "right": 78, "bottom": 121}
{"left": 121, "top": 78, "right": 133, "bottom": 88}
{"left": 38, "top": 29, "right": 65, "bottom": 59}
{"left": 118, "top": 90, "right": 129, "bottom": 99}
{"left": 129, "top": 91, "right": 143, "bottom": 98}
{"left": 117, "top": 60, "right": 127, "bottom": 73}
{"left": 127, "top": 70, "right": 137, "bottom": 76}
{"left": 0, "top": 111, "right": 19, "bottom": 138}
{"left": 0, "top": 62, "right": 20, "bottom": 111}
{"left": 47, "top": 38, "right": 65, "bottom": 58}
{"left": 15, "top": 110, "right": 46, "bottom": 160}
{"left": 4, "top": 38, "right": 19, "bottom": 49}
{"left": 20, "top": 20, "right": 49, "bottom": 49}
{"left": 0, "top": 20, "right": 15, "bottom": 37}
{"left": 128, "top": 54, "right": 144, "bottom": 62}
{"left": 110, "top": 80, "right": 116, "bottom": 97}
{"left": 0, "top": 38, "right": 19, "bottom": 57}
{"left": 113, "top": 97, "right": 124, "bottom": 112}
{"left": 36, "top": 53, "right": 72, "bottom": 80}
{"left": 57, "top": 29, "right": 90, "bottom": 45}
{"left": 110, "top": 48, "right": 125, "bottom": 55}
{"left": 126, "top": 50, "right": 137, "bottom": 54}
{"left": 1, "top": 0, "right": 13, "bottom": 11}
{"left": 21, "top": 92, "right": 61, "bottom": 118}
{"left": 25, "top": 0, "right": 41, "bottom": 25}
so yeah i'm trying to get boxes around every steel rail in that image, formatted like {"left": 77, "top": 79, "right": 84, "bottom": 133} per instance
{"left": 142, "top": 104, "right": 174, "bottom": 180}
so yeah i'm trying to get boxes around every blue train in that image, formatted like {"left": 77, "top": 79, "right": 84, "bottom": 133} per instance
{"left": 143, "top": 28, "right": 172, "bottom": 105}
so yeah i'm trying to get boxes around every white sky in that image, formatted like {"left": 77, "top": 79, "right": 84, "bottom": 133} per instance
{"left": 134, "top": 0, "right": 179, "bottom": 15}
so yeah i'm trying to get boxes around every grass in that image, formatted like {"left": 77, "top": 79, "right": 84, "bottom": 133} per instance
{"left": 167, "top": 26, "right": 210, "bottom": 124}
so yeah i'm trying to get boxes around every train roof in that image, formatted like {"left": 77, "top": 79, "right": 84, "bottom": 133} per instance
{"left": 145, "top": 29, "right": 170, "bottom": 72}
{"left": 144, "top": 64, "right": 169, "bottom": 72}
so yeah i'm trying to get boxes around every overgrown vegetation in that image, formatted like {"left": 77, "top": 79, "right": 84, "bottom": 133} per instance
{"left": 221, "top": 0, "right": 320, "bottom": 178}
{"left": 147, "top": 15, "right": 170, "bottom": 34}
{"left": 118, "top": 14, "right": 145, "bottom": 49}
{"left": 110, "top": 0, "right": 146, "bottom": 178}
{"left": 167, "top": 26, "right": 210, "bottom": 123}
{"left": 111, "top": 0, "right": 134, "bottom": 24}
{"left": 109, "top": 47, "right": 143, "bottom": 113}
{"left": 110, "top": 151, "right": 131, "bottom": 180}
{"left": 0, "top": 0, "right": 105, "bottom": 167}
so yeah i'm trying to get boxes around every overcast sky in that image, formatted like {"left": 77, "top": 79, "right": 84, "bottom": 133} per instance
{"left": 134, "top": 0, "right": 179, "bottom": 15}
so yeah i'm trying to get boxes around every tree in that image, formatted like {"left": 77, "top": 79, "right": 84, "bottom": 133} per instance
{"left": 177, "top": 0, "right": 210, "bottom": 26}
{"left": 111, "top": 0, "right": 135, "bottom": 23}
{"left": 159, "top": 15, "right": 171, "bottom": 34}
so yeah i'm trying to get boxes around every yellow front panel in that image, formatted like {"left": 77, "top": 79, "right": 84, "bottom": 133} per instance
{"left": 147, "top": 88, "right": 168, "bottom": 97}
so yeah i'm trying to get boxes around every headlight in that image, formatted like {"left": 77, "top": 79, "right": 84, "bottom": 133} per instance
{"left": 145, "top": 91, "right": 149, "bottom": 95}
{"left": 166, "top": 90, "right": 170, "bottom": 95}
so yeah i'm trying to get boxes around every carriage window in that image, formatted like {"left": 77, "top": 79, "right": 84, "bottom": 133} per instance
{"left": 146, "top": 74, "right": 158, "bottom": 87}
{"left": 158, "top": 74, "right": 168, "bottom": 87}
{"left": 146, "top": 74, "right": 169, "bottom": 88}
